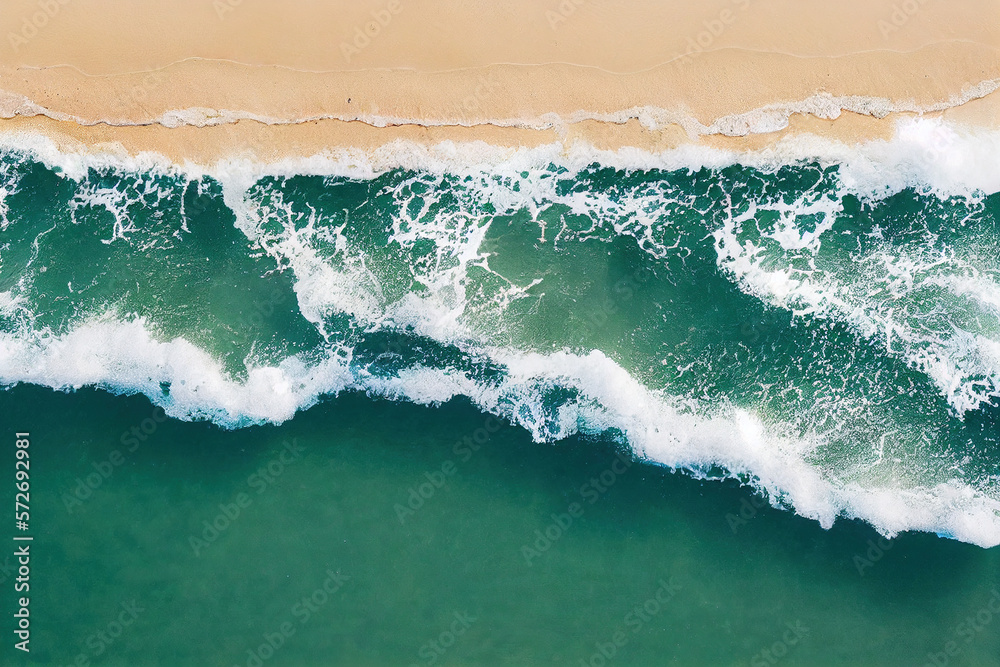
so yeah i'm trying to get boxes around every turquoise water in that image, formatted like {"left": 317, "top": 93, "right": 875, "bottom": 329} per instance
{"left": 1, "top": 138, "right": 999, "bottom": 664}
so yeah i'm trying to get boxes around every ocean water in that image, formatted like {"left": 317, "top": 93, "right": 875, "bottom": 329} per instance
{"left": 1, "top": 120, "right": 999, "bottom": 665}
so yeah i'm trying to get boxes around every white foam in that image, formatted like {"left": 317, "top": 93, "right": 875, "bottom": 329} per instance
{"left": 0, "top": 317, "right": 354, "bottom": 424}
{"left": 0, "top": 291, "right": 26, "bottom": 318}
{"left": 713, "top": 184, "right": 1000, "bottom": 415}
{"left": 1, "top": 313, "right": 998, "bottom": 547}
{"left": 4, "top": 76, "right": 998, "bottom": 139}
{"left": 4, "top": 114, "right": 1000, "bottom": 548}
{"left": 2, "top": 110, "right": 999, "bottom": 210}
{"left": 206, "top": 120, "right": 1000, "bottom": 422}
{"left": 199, "top": 115, "right": 1000, "bottom": 200}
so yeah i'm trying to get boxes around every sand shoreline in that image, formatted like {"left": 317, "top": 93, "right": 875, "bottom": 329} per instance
{"left": 2, "top": 97, "right": 997, "bottom": 169}
{"left": 1, "top": 0, "right": 998, "bottom": 163}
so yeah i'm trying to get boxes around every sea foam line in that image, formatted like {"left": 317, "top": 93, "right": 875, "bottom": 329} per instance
{"left": 1, "top": 316, "right": 998, "bottom": 548}
{"left": 2, "top": 112, "right": 999, "bottom": 199}
{"left": 2, "top": 77, "right": 998, "bottom": 138}
{"left": 3, "top": 118, "right": 1000, "bottom": 547}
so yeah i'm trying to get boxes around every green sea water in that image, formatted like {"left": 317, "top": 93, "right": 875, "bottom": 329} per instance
{"left": 1, "top": 134, "right": 999, "bottom": 664}
{"left": 2, "top": 386, "right": 998, "bottom": 666}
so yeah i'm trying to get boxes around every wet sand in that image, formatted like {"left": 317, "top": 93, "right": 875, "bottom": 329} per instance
{"left": 0, "top": 0, "right": 998, "bottom": 163}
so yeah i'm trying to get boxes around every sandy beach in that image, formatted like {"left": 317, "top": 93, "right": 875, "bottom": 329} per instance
{"left": 0, "top": 0, "right": 998, "bottom": 162}
{"left": 7, "top": 4, "right": 1000, "bottom": 665}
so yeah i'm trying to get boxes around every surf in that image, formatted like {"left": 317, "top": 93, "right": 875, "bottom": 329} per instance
{"left": 2, "top": 117, "right": 1000, "bottom": 547}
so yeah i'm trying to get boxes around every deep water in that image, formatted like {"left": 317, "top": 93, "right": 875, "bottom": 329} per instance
{"left": 1, "top": 385, "right": 998, "bottom": 666}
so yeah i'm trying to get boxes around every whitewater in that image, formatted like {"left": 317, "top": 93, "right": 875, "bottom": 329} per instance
{"left": 2, "top": 116, "right": 1000, "bottom": 547}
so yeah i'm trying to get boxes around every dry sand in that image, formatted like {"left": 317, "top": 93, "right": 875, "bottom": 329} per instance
{"left": 0, "top": 0, "right": 998, "bottom": 163}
